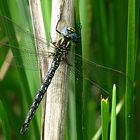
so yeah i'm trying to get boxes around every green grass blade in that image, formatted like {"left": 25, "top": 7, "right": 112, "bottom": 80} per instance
{"left": 41, "top": 0, "right": 51, "bottom": 40}
{"left": 80, "top": 0, "right": 97, "bottom": 139}
{"left": 125, "top": 0, "right": 137, "bottom": 139}
{"left": 0, "top": 0, "right": 40, "bottom": 139}
{"left": 92, "top": 96, "right": 124, "bottom": 140}
{"left": 0, "top": 100, "right": 10, "bottom": 140}
{"left": 101, "top": 97, "right": 109, "bottom": 140}
{"left": 110, "top": 84, "right": 116, "bottom": 140}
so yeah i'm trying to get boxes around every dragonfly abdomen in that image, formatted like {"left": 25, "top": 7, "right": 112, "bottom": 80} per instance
{"left": 20, "top": 56, "right": 61, "bottom": 134}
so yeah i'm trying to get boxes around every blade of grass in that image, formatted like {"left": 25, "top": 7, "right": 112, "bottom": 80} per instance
{"left": 92, "top": 96, "right": 124, "bottom": 140}
{"left": 41, "top": 0, "right": 52, "bottom": 40}
{"left": 74, "top": 0, "right": 83, "bottom": 139}
{"left": 133, "top": 0, "right": 140, "bottom": 137}
{"left": 125, "top": 0, "right": 137, "bottom": 139}
{"left": 110, "top": 84, "right": 116, "bottom": 140}
{"left": 0, "top": 100, "right": 10, "bottom": 140}
{"left": 80, "top": 0, "right": 97, "bottom": 139}
{"left": 101, "top": 97, "right": 109, "bottom": 140}
{"left": 0, "top": 0, "right": 40, "bottom": 138}
{"left": 92, "top": 0, "right": 109, "bottom": 66}
{"left": 112, "top": 0, "right": 128, "bottom": 138}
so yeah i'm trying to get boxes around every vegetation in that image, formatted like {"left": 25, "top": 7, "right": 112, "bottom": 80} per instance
{"left": 0, "top": 0, "right": 139, "bottom": 139}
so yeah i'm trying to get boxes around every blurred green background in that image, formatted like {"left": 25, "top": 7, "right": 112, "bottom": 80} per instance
{"left": 0, "top": 0, "right": 139, "bottom": 140}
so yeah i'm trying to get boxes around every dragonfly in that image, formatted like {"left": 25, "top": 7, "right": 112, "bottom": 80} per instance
{"left": 0, "top": 16, "right": 128, "bottom": 134}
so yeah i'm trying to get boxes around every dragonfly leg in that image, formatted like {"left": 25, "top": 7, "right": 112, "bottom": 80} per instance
{"left": 56, "top": 19, "right": 61, "bottom": 35}
{"left": 55, "top": 9, "right": 63, "bottom": 35}
{"left": 55, "top": 0, "right": 66, "bottom": 35}
{"left": 49, "top": 33, "right": 58, "bottom": 48}
{"left": 49, "top": 33, "right": 56, "bottom": 44}
{"left": 62, "top": 48, "right": 71, "bottom": 66}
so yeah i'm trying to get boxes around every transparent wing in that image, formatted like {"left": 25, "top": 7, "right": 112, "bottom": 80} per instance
{"left": 0, "top": 16, "right": 130, "bottom": 97}
{"left": 69, "top": 52, "right": 130, "bottom": 97}
{"left": 82, "top": 60, "right": 125, "bottom": 95}
{"left": 0, "top": 43, "right": 54, "bottom": 70}
{"left": 0, "top": 16, "right": 55, "bottom": 50}
{"left": 0, "top": 16, "right": 55, "bottom": 70}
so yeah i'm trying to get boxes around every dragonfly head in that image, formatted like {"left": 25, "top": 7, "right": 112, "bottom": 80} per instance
{"left": 61, "top": 26, "right": 80, "bottom": 42}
